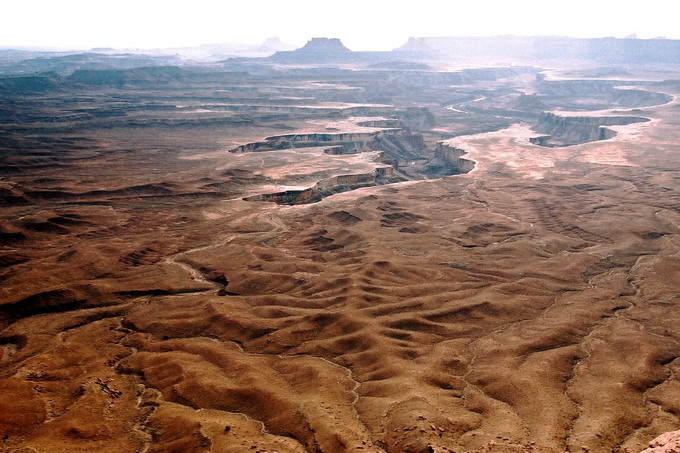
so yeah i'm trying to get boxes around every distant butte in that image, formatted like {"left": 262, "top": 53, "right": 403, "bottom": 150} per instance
{"left": 296, "top": 37, "right": 351, "bottom": 53}
{"left": 270, "top": 37, "right": 354, "bottom": 63}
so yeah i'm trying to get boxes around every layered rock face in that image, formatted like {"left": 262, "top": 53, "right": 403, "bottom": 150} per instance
{"left": 535, "top": 78, "right": 673, "bottom": 109}
{"left": 531, "top": 112, "right": 649, "bottom": 147}
{"left": 230, "top": 125, "right": 430, "bottom": 170}
{"left": 230, "top": 129, "right": 408, "bottom": 154}
{"left": 245, "top": 167, "right": 396, "bottom": 205}
{"left": 434, "top": 143, "right": 476, "bottom": 173}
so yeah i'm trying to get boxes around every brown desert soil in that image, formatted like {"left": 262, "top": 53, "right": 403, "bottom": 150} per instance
{"left": 2, "top": 65, "right": 680, "bottom": 453}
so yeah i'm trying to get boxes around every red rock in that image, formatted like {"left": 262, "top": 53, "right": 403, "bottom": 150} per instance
{"left": 641, "top": 430, "right": 680, "bottom": 453}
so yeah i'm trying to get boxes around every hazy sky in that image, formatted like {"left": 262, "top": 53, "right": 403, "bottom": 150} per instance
{"left": 2, "top": 0, "right": 677, "bottom": 51}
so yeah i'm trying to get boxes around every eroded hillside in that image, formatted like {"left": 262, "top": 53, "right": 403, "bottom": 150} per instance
{"left": 1, "top": 54, "right": 680, "bottom": 453}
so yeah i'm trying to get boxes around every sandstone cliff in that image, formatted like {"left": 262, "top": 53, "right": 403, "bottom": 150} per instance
{"left": 245, "top": 167, "right": 397, "bottom": 205}
{"left": 531, "top": 112, "right": 649, "bottom": 147}
{"left": 231, "top": 128, "right": 426, "bottom": 163}
{"left": 433, "top": 142, "right": 475, "bottom": 173}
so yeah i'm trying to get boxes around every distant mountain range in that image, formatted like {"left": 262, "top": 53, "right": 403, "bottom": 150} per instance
{"left": 0, "top": 38, "right": 295, "bottom": 75}
{"left": 2, "top": 35, "right": 679, "bottom": 76}
{"left": 393, "top": 36, "right": 680, "bottom": 64}
{"left": 268, "top": 36, "right": 680, "bottom": 65}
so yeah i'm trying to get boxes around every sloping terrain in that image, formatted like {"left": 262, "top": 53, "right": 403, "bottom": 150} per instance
{"left": 1, "top": 58, "right": 680, "bottom": 453}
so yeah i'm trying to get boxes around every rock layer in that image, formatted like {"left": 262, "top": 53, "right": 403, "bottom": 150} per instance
{"left": 531, "top": 112, "right": 649, "bottom": 146}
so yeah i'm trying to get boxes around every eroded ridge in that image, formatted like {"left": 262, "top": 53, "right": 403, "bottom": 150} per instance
{"left": 2, "top": 53, "right": 680, "bottom": 453}
{"left": 232, "top": 117, "right": 474, "bottom": 205}
{"left": 530, "top": 112, "right": 650, "bottom": 147}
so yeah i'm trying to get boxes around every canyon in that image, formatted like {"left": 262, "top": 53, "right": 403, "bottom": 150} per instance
{"left": 1, "top": 37, "right": 680, "bottom": 453}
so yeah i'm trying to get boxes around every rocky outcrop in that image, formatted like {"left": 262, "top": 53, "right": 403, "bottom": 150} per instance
{"left": 245, "top": 167, "right": 398, "bottom": 205}
{"left": 510, "top": 93, "right": 549, "bottom": 111}
{"left": 393, "top": 107, "right": 436, "bottom": 130}
{"left": 432, "top": 143, "right": 475, "bottom": 173}
{"left": 536, "top": 78, "right": 673, "bottom": 108}
{"left": 354, "top": 119, "right": 402, "bottom": 128}
{"left": 231, "top": 128, "right": 426, "bottom": 162}
{"left": 234, "top": 119, "right": 434, "bottom": 203}
{"left": 270, "top": 38, "right": 354, "bottom": 63}
{"left": 296, "top": 38, "right": 350, "bottom": 53}
{"left": 641, "top": 430, "right": 680, "bottom": 452}
{"left": 322, "top": 146, "right": 349, "bottom": 155}
{"left": 531, "top": 112, "right": 649, "bottom": 147}
{"left": 231, "top": 129, "right": 400, "bottom": 153}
